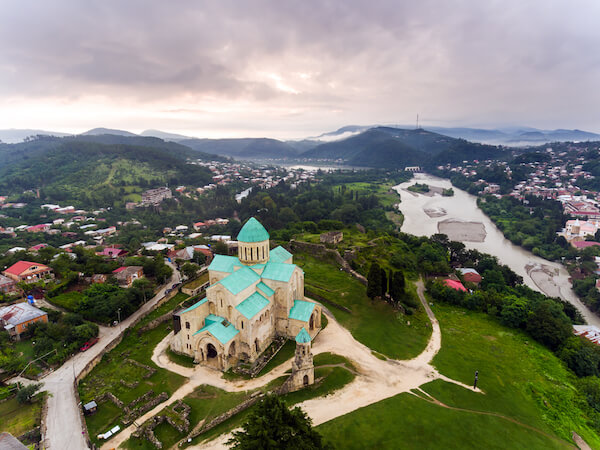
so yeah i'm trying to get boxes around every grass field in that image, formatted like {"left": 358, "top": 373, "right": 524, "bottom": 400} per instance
{"left": 296, "top": 252, "right": 431, "bottom": 359}
{"left": 317, "top": 303, "right": 600, "bottom": 449}
{"left": 0, "top": 393, "right": 44, "bottom": 437}
{"left": 80, "top": 292, "right": 190, "bottom": 447}
{"left": 48, "top": 291, "right": 83, "bottom": 310}
{"left": 182, "top": 272, "right": 209, "bottom": 290}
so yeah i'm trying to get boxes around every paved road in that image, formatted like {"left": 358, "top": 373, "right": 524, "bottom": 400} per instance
{"left": 12, "top": 261, "right": 181, "bottom": 450}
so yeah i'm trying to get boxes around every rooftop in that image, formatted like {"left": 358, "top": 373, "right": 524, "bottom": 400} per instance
{"left": 269, "top": 246, "right": 293, "bottom": 263}
{"left": 0, "top": 302, "right": 47, "bottom": 326}
{"left": 237, "top": 217, "right": 269, "bottom": 243}
{"left": 218, "top": 266, "right": 260, "bottom": 295}
{"left": 295, "top": 327, "right": 311, "bottom": 344}
{"left": 289, "top": 299, "right": 315, "bottom": 322}
{"left": 262, "top": 261, "right": 297, "bottom": 283}
{"left": 194, "top": 315, "right": 239, "bottom": 344}
{"left": 208, "top": 254, "right": 241, "bottom": 273}
{"left": 236, "top": 291, "right": 270, "bottom": 319}
{"left": 4, "top": 261, "right": 50, "bottom": 276}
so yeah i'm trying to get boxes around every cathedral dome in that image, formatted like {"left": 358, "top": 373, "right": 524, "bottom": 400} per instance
{"left": 237, "top": 217, "right": 269, "bottom": 243}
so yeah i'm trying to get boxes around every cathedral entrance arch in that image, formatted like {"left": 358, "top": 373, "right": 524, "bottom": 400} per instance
{"left": 228, "top": 341, "right": 236, "bottom": 357}
{"left": 309, "top": 312, "right": 315, "bottom": 330}
{"left": 206, "top": 343, "right": 218, "bottom": 359}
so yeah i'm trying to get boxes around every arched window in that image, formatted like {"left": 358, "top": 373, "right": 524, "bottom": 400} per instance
{"left": 241, "top": 321, "right": 244, "bottom": 329}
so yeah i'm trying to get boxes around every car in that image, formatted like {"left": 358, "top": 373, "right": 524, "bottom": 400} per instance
{"left": 80, "top": 337, "right": 99, "bottom": 352}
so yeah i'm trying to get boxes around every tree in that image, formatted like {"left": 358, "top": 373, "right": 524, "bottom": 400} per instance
{"left": 17, "top": 383, "right": 42, "bottom": 403}
{"left": 526, "top": 300, "right": 572, "bottom": 351}
{"left": 389, "top": 270, "right": 405, "bottom": 303}
{"left": 228, "top": 395, "right": 330, "bottom": 449}
{"left": 214, "top": 241, "right": 229, "bottom": 255}
{"left": 181, "top": 262, "right": 200, "bottom": 279}
{"left": 380, "top": 268, "right": 388, "bottom": 297}
{"left": 367, "top": 263, "right": 382, "bottom": 299}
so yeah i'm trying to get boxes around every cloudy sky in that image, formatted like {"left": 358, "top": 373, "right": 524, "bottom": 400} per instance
{"left": 1, "top": 1, "right": 599, "bottom": 139}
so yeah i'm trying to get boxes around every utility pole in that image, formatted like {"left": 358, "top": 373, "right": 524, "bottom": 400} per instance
{"left": 117, "top": 308, "right": 122, "bottom": 332}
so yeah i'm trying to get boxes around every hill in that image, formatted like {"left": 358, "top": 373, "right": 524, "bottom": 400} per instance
{"left": 179, "top": 137, "right": 300, "bottom": 159}
{"left": 0, "top": 140, "right": 214, "bottom": 208}
{"left": 0, "top": 129, "right": 72, "bottom": 144}
{"left": 80, "top": 127, "right": 137, "bottom": 137}
{"left": 301, "top": 127, "right": 506, "bottom": 168}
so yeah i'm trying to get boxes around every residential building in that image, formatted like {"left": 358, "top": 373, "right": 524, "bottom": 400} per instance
{"left": 0, "top": 274, "right": 17, "bottom": 294}
{"left": 0, "top": 302, "right": 48, "bottom": 340}
{"left": 141, "top": 187, "right": 172, "bottom": 206}
{"left": 3, "top": 261, "right": 53, "bottom": 283}
{"left": 457, "top": 268, "right": 482, "bottom": 284}
{"left": 112, "top": 266, "right": 144, "bottom": 288}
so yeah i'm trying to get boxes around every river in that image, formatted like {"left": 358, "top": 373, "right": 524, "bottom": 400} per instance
{"left": 394, "top": 173, "right": 600, "bottom": 327}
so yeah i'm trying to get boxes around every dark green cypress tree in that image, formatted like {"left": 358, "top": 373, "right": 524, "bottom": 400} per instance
{"left": 367, "top": 262, "right": 382, "bottom": 299}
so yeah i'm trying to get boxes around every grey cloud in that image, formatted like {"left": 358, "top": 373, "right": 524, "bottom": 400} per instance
{"left": 1, "top": 0, "right": 599, "bottom": 134}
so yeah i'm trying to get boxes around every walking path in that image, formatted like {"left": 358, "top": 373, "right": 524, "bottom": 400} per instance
{"left": 10, "top": 261, "right": 181, "bottom": 450}
{"left": 102, "top": 279, "right": 479, "bottom": 450}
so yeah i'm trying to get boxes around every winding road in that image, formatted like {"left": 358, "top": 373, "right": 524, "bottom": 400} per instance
{"left": 10, "top": 261, "right": 181, "bottom": 450}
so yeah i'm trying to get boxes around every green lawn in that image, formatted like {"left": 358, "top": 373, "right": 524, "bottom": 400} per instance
{"left": 182, "top": 272, "right": 209, "bottom": 290}
{"left": 48, "top": 291, "right": 83, "bottom": 310}
{"left": 318, "top": 392, "right": 570, "bottom": 449}
{"left": 166, "top": 347, "right": 195, "bottom": 368}
{"left": 0, "top": 394, "right": 44, "bottom": 437}
{"left": 317, "top": 303, "right": 600, "bottom": 449}
{"left": 80, "top": 292, "right": 190, "bottom": 447}
{"left": 185, "top": 359, "right": 357, "bottom": 448}
{"left": 296, "top": 253, "right": 431, "bottom": 359}
{"left": 425, "top": 303, "right": 600, "bottom": 447}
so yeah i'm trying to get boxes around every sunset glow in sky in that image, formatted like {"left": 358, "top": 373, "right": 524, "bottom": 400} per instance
{"left": 1, "top": 1, "right": 599, "bottom": 139}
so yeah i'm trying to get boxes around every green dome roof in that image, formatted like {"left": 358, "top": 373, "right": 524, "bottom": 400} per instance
{"left": 237, "top": 217, "right": 269, "bottom": 243}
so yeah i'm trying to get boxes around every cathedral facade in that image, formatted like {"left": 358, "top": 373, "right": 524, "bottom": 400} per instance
{"left": 171, "top": 217, "right": 322, "bottom": 371}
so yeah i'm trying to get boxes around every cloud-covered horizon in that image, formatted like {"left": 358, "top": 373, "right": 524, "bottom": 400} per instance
{"left": 1, "top": 0, "right": 599, "bottom": 138}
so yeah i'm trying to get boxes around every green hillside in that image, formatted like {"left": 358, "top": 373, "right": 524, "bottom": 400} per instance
{"left": 179, "top": 137, "right": 301, "bottom": 159}
{"left": 0, "top": 141, "right": 214, "bottom": 207}
{"left": 302, "top": 127, "right": 507, "bottom": 168}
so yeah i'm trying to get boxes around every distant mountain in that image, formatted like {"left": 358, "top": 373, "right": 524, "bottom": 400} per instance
{"left": 140, "top": 129, "right": 192, "bottom": 140}
{"left": 308, "top": 125, "right": 372, "bottom": 142}
{"left": 80, "top": 127, "right": 137, "bottom": 137}
{"left": 179, "top": 137, "right": 300, "bottom": 159}
{"left": 422, "top": 126, "right": 600, "bottom": 145}
{"left": 0, "top": 129, "right": 71, "bottom": 144}
{"left": 301, "top": 127, "right": 507, "bottom": 168}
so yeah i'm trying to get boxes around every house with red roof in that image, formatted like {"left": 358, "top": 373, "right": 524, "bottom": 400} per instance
{"left": 443, "top": 279, "right": 467, "bottom": 292}
{"left": 28, "top": 243, "right": 49, "bottom": 252}
{"left": 112, "top": 266, "right": 144, "bottom": 288}
{"left": 97, "top": 247, "right": 128, "bottom": 258}
{"left": 26, "top": 223, "right": 51, "bottom": 233}
{"left": 457, "top": 268, "right": 482, "bottom": 284}
{"left": 3, "top": 261, "right": 54, "bottom": 284}
{"left": 571, "top": 241, "right": 600, "bottom": 250}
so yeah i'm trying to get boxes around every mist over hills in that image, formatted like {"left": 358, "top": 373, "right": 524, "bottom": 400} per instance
{"left": 1, "top": 124, "right": 599, "bottom": 169}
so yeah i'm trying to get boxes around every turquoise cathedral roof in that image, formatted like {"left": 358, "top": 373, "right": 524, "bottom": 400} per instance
{"left": 237, "top": 217, "right": 270, "bottom": 243}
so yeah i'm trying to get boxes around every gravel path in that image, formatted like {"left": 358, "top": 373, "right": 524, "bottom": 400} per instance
{"left": 104, "top": 280, "right": 478, "bottom": 449}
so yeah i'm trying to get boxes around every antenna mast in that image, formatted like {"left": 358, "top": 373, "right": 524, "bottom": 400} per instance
{"left": 416, "top": 114, "right": 419, "bottom": 129}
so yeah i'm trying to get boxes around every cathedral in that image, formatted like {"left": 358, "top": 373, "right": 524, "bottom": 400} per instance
{"left": 171, "top": 217, "right": 322, "bottom": 371}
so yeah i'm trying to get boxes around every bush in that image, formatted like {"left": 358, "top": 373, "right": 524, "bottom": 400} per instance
{"left": 16, "top": 383, "right": 42, "bottom": 403}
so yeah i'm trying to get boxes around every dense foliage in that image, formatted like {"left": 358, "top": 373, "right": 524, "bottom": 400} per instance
{"left": 228, "top": 395, "right": 330, "bottom": 449}
{"left": 0, "top": 309, "right": 98, "bottom": 376}
{"left": 478, "top": 195, "right": 569, "bottom": 260}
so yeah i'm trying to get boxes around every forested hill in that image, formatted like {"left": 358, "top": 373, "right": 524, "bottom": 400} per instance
{"left": 0, "top": 141, "right": 214, "bottom": 208}
{"left": 301, "top": 127, "right": 507, "bottom": 168}
{"left": 179, "top": 137, "right": 301, "bottom": 159}
{"left": 0, "top": 134, "right": 226, "bottom": 171}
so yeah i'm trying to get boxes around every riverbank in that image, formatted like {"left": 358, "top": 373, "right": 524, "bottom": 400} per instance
{"left": 394, "top": 173, "right": 600, "bottom": 328}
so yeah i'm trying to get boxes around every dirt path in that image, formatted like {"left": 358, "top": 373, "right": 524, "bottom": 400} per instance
{"left": 104, "top": 280, "right": 481, "bottom": 449}
{"left": 411, "top": 388, "right": 575, "bottom": 448}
